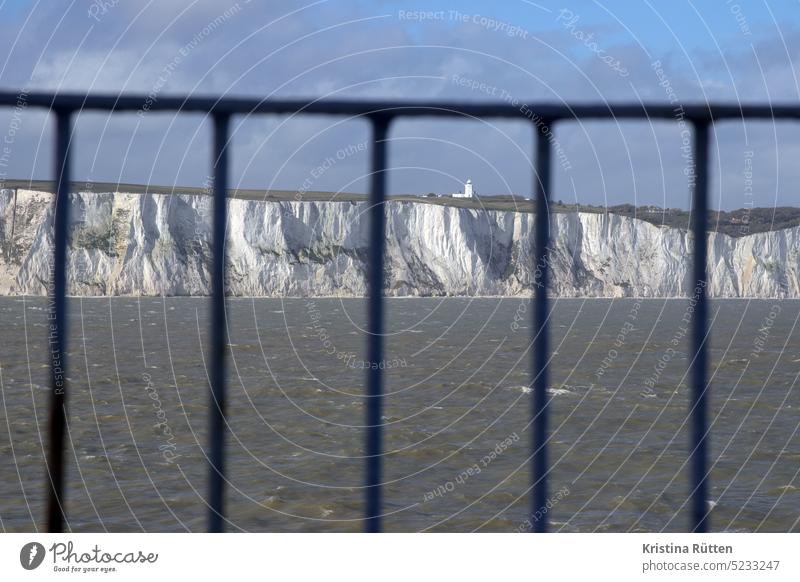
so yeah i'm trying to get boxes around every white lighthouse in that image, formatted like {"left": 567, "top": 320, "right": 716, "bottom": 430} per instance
{"left": 452, "top": 179, "right": 474, "bottom": 198}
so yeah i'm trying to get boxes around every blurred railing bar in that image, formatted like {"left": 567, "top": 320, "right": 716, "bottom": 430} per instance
{"left": 2, "top": 93, "right": 800, "bottom": 120}
{"left": 531, "top": 122, "right": 553, "bottom": 533}
{"left": 208, "top": 113, "right": 231, "bottom": 533}
{"left": 689, "top": 121, "right": 711, "bottom": 533}
{"left": 365, "top": 115, "right": 392, "bottom": 533}
{"left": 46, "top": 109, "right": 72, "bottom": 533}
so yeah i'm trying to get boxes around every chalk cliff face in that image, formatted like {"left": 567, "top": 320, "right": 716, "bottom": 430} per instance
{"left": 0, "top": 188, "right": 798, "bottom": 297}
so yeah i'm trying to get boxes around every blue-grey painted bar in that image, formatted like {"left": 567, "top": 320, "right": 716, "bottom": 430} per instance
{"left": 531, "top": 123, "right": 553, "bottom": 533}
{"left": 1, "top": 92, "right": 798, "bottom": 121}
{"left": 47, "top": 109, "right": 72, "bottom": 533}
{"left": 365, "top": 115, "right": 391, "bottom": 533}
{"left": 208, "top": 113, "right": 230, "bottom": 533}
{"left": 689, "top": 121, "right": 711, "bottom": 533}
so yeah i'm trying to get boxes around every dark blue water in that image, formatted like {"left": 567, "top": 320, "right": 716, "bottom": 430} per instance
{"left": 1, "top": 297, "right": 797, "bottom": 531}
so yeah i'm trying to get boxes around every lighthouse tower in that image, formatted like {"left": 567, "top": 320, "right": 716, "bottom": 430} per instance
{"left": 452, "top": 179, "right": 474, "bottom": 198}
{"left": 464, "top": 179, "right": 473, "bottom": 198}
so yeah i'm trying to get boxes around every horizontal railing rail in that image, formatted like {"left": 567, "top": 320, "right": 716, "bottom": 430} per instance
{"left": 2, "top": 92, "right": 800, "bottom": 119}
{"left": 3, "top": 91, "right": 797, "bottom": 534}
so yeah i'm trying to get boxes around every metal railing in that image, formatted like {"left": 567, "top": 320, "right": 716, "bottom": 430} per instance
{"left": 2, "top": 91, "right": 798, "bottom": 533}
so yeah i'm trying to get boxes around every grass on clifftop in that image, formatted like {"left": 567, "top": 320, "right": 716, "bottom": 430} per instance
{"left": 4, "top": 179, "right": 798, "bottom": 238}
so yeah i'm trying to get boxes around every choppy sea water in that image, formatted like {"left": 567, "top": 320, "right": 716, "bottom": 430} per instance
{"left": 0, "top": 297, "right": 798, "bottom": 532}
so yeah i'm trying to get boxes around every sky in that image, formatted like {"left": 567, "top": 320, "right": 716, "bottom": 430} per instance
{"left": 0, "top": 0, "right": 798, "bottom": 209}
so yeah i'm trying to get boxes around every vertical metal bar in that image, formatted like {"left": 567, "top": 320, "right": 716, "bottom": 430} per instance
{"left": 46, "top": 109, "right": 72, "bottom": 532}
{"left": 208, "top": 113, "right": 230, "bottom": 532}
{"left": 365, "top": 115, "right": 390, "bottom": 533}
{"left": 689, "top": 121, "right": 711, "bottom": 533}
{"left": 531, "top": 121, "right": 552, "bottom": 533}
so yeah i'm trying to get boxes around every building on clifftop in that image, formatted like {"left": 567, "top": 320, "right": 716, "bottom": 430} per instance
{"left": 451, "top": 179, "right": 474, "bottom": 198}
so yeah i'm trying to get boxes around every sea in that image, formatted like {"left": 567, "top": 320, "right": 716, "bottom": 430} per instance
{"left": 1, "top": 297, "right": 798, "bottom": 532}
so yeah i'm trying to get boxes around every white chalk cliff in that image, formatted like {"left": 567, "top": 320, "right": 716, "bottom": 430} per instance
{"left": 0, "top": 188, "right": 798, "bottom": 297}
